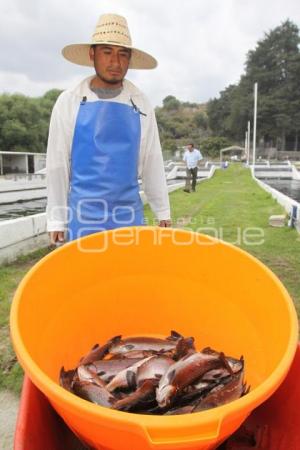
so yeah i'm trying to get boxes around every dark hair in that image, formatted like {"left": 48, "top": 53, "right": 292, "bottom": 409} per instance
{"left": 188, "top": 143, "right": 194, "bottom": 147}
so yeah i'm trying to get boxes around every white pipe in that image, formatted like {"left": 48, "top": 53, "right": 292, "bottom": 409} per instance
{"left": 253, "top": 83, "right": 258, "bottom": 166}
{"left": 247, "top": 121, "right": 251, "bottom": 165}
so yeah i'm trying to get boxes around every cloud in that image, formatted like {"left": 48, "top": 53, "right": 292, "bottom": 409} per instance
{"left": 1, "top": 0, "right": 300, "bottom": 106}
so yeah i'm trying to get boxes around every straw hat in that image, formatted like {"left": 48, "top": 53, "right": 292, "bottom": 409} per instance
{"left": 62, "top": 13, "right": 157, "bottom": 70}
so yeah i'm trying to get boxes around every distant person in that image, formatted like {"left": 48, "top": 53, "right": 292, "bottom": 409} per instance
{"left": 183, "top": 143, "right": 203, "bottom": 192}
{"left": 46, "top": 13, "right": 171, "bottom": 245}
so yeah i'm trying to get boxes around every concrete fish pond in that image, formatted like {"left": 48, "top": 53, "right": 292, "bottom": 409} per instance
{"left": 60, "top": 332, "right": 248, "bottom": 415}
{"left": 10, "top": 228, "right": 298, "bottom": 450}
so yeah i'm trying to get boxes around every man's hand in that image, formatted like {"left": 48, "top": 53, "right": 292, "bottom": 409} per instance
{"left": 159, "top": 220, "right": 171, "bottom": 227}
{"left": 49, "top": 231, "right": 65, "bottom": 246}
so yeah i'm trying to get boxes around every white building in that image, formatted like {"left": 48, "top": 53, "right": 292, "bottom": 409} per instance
{"left": 0, "top": 151, "right": 46, "bottom": 175}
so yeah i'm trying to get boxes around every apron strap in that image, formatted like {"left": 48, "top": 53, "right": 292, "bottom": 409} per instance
{"left": 130, "top": 98, "right": 147, "bottom": 116}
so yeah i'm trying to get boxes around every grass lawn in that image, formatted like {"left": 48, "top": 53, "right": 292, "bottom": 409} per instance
{"left": 1, "top": 163, "right": 299, "bottom": 394}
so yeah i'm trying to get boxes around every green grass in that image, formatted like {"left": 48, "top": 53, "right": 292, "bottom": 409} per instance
{"left": 145, "top": 164, "right": 300, "bottom": 314}
{"left": 0, "top": 248, "right": 50, "bottom": 393}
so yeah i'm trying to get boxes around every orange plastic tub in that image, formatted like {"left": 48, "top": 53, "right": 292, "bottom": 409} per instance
{"left": 10, "top": 228, "right": 298, "bottom": 450}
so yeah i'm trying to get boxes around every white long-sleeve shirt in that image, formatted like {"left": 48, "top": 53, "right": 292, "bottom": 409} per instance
{"left": 46, "top": 75, "right": 170, "bottom": 231}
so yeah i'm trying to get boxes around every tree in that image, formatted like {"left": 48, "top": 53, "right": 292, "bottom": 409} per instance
{"left": 201, "top": 137, "right": 232, "bottom": 158}
{"left": 207, "top": 85, "right": 239, "bottom": 137}
{"left": 0, "top": 89, "right": 62, "bottom": 153}
{"left": 162, "top": 95, "right": 181, "bottom": 111}
{"left": 193, "top": 112, "right": 208, "bottom": 130}
{"left": 206, "top": 20, "right": 300, "bottom": 150}
{"left": 156, "top": 96, "right": 210, "bottom": 153}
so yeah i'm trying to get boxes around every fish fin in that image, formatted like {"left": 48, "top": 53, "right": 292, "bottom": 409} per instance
{"left": 242, "top": 382, "right": 251, "bottom": 396}
{"left": 126, "top": 370, "right": 137, "bottom": 390}
{"left": 106, "top": 375, "right": 115, "bottom": 383}
{"left": 219, "top": 352, "right": 234, "bottom": 375}
{"left": 108, "top": 335, "right": 122, "bottom": 350}
{"left": 111, "top": 335, "right": 122, "bottom": 342}
{"left": 167, "top": 330, "right": 183, "bottom": 341}
{"left": 240, "top": 355, "right": 245, "bottom": 369}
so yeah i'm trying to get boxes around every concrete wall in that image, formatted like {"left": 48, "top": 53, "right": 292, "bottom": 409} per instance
{"left": 253, "top": 163, "right": 300, "bottom": 180}
{"left": 0, "top": 176, "right": 46, "bottom": 203}
{"left": 257, "top": 149, "right": 300, "bottom": 160}
{"left": 291, "top": 165, "right": 300, "bottom": 180}
{"left": 251, "top": 167, "right": 300, "bottom": 233}
{"left": 166, "top": 164, "right": 216, "bottom": 180}
{"left": 0, "top": 213, "right": 49, "bottom": 264}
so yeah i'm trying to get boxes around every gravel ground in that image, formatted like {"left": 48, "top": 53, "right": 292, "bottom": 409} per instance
{"left": 0, "top": 390, "right": 19, "bottom": 450}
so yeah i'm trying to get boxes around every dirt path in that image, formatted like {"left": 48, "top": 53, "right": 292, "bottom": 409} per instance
{"left": 0, "top": 390, "right": 19, "bottom": 450}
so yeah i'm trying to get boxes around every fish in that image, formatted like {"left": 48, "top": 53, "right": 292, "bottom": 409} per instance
{"left": 156, "top": 351, "right": 231, "bottom": 407}
{"left": 173, "top": 336, "right": 196, "bottom": 360}
{"left": 60, "top": 332, "right": 249, "bottom": 415}
{"left": 72, "top": 381, "right": 116, "bottom": 407}
{"left": 106, "top": 357, "right": 153, "bottom": 392}
{"left": 166, "top": 330, "right": 184, "bottom": 341}
{"left": 178, "top": 380, "right": 218, "bottom": 405}
{"left": 77, "top": 364, "right": 106, "bottom": 387}
{"left": 109, "top": 350, "right": 157, "bottom": 359}
{"left": 113, "top": 380, "right": 157, "bottom": 411}
{"left": 109, "top": 336, "right": 178, "bottom": 355}
{"left": 136, "top": 355, "right": 174, "bottom": 387}
{"left": 59, "top": 367, "right": 76, "bottom": 392}
{"left": 201, "top": 359, "right": 243, "bottom": 382}
{"left": 193, "top": 371, "right": 245, "bottom": 412}
{"left": 202, "top": 348, "right": 244, "bottom": 373}
{"left": 80, "top": 335, "right": 122, "bottom": 365}
{"left": 91, "top": 358, "right": 142, "bottom": 382}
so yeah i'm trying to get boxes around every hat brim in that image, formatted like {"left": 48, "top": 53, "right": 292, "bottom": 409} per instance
{"left": 62, "top": 43, "right": 157, "bottom": 70}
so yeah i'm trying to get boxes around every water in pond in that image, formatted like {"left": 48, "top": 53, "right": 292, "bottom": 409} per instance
{"left": 261, "top": 178, "right": 300, "bottom": 203}
{"left": 0, "top": 198, "right": 47, "bottom": 221}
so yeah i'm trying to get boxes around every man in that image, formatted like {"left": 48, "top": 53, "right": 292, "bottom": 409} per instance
{"left": 183, "top": 143, "right": 203, "bottom": 193}
{"left": 46, "top": 13, "right": 171, "bottom": 244}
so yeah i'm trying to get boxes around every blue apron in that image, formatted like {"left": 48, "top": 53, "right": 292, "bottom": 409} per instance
{"left": 67, "top": 99, "right": 144, "bottom": 241}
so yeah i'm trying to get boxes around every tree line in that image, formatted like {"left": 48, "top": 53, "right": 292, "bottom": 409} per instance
{"left": 0, "top": 89, "right": 62, "bottom": 153}
{"left": 207, "top": 19, "right": 300, "bottom": 151}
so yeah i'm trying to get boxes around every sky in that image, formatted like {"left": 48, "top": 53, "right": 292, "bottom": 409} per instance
{"left": 1, "top": 0, "right": 300, "bottom": 107}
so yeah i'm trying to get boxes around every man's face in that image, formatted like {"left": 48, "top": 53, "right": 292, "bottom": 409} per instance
{"left": 89, "top": 45, "right": 131, "bottom": 87}
{"left": 187, "top": 145, "right": 193, "bottom": 152}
